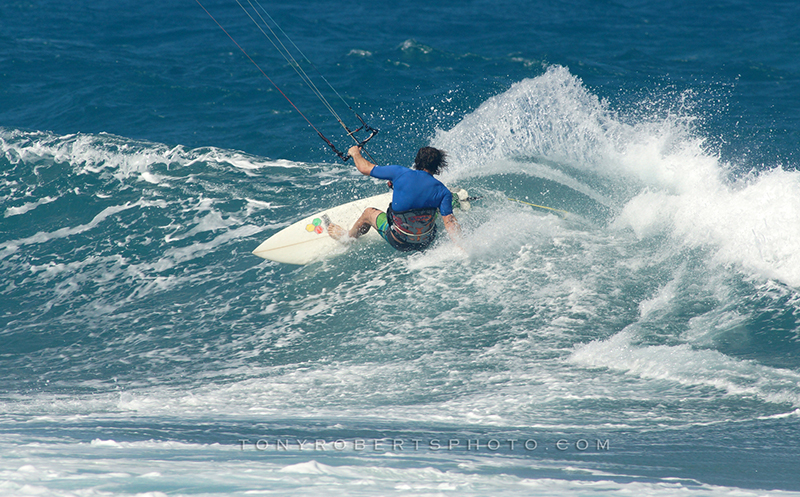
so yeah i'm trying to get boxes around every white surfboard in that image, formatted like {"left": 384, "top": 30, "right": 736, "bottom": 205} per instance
{"left": 253, "top": 189, "right": 470, "bottom": 265}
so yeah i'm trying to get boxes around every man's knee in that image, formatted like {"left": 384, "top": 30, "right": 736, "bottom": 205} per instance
{"left": 362, "top": 207, "right": 382, "bottom": 224}
{"left": 352, "top": 208, "right": 383, "bottom": 237}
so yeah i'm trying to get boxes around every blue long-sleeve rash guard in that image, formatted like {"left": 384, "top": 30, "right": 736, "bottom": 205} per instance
{"left": 370, "top": 165, "right": 453, "bottom": 217}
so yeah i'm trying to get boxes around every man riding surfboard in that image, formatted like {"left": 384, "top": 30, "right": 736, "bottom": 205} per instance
{"left": 326, "top": 145, "right": 462, "bottom": 251}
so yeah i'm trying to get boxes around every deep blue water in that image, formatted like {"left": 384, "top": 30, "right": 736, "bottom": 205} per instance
{"left": 2, "top": 1, "right": 800, "bottom": 495}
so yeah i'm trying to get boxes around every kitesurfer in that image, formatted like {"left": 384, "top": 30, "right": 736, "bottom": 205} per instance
{"left": 326, "top": 145, "right": 462, "bottom": 251}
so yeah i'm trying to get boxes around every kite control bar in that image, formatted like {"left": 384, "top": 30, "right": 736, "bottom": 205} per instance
{"left": 336, "top": 121, "right": 379, "bottom": 163}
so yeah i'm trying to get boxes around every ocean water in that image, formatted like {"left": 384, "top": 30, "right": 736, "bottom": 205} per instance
{"left": 2, "top": 0, "right": 800, "bottom": 495}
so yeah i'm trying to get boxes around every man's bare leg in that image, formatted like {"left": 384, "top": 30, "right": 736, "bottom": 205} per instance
{"left": 326, "top": 208, "right": 382, "bottom": 242}
{"left": 348, "top": 208, "right": 382, "bottom": 238}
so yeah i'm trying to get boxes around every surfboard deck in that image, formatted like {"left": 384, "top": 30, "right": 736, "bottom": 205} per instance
{"left": 253, "top": 189, "right": 470, "bottom": 265}
{"left": 252, "top": 192, "right": 392, "bottom": 265}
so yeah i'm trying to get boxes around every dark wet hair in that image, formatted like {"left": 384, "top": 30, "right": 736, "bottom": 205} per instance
{"left": 413, "top": 147, "right": 448, "bottom": 175}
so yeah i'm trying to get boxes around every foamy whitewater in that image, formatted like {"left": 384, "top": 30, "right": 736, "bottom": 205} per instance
{"left": 2, "top": 1, "right": 800, "bottom": 495}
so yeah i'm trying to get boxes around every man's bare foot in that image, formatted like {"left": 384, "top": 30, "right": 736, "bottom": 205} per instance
{"left": 327, "top": 223, "right": 348, "bottom": 241}
{"left": 323, "top": 215, "right": 349, "bottom": 242}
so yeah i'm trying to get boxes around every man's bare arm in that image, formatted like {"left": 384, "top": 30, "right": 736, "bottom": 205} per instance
{"left": 348, "top": 146, "right": 376, "bottom": 176}
{"left": 442, "top": 214, "right": 462, "bottom": 244}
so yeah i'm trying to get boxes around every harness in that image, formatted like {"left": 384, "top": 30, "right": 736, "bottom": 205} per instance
{"left": 386, "top": 204, "right": 437, "bottom": 251}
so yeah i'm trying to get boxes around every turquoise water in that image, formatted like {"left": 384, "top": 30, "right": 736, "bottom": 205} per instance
{"left": 2, "top": 1, "right": 800, "bottom": 495}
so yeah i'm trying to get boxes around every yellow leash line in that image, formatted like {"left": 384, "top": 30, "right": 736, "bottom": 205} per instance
{"left": 507, "top": 197, "right": 570, "bottom": 217}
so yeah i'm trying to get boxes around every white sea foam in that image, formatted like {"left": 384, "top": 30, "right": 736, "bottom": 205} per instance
{"left": 0, "top": 129, "right": 302, "bottom": 182}
{"left": 1, "top": 440, "right": 798, "bottom": 497}
{"left": 434, "top": 65, "right": 800, "bottom": 288}
{"left": 4, "top": 195, "right": 58, "bottom": 218}
{"left": 616, "top": 168, "right": 800, "bottom": 286}
{"left": 0, "top": 202, "right": 139, "bottom": 258}
{"left": 569, "top": 327, "right": 800, "bottom": 408}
